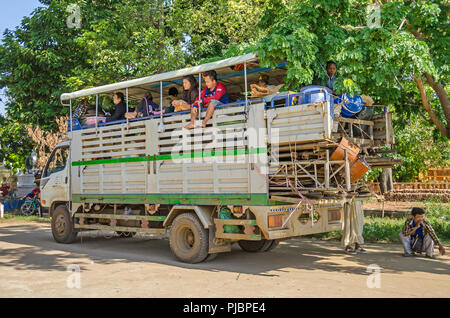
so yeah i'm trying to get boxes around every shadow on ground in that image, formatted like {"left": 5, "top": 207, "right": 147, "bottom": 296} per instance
{"left": 0, "top": 223, "right": 449, "bottom": 277}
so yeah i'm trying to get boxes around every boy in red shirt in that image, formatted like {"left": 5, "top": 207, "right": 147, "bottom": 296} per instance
{"left": 184, "top": 70, "right": 229, "bottom": 129}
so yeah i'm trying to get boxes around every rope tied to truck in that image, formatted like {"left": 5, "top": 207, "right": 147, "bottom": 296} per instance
{"left": 251, "top": 162, "right": 316, "bottom": 227}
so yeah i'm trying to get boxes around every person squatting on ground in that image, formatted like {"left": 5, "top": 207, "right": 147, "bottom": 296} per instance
{"left": 400, "top": 207, "right": 445, "bottom": 258}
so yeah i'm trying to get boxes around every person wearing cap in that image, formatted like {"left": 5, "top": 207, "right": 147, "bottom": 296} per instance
{"left": 250, "top": 75, "right": 283, "bottom": 97}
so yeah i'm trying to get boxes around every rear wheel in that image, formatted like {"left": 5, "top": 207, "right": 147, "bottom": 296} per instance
{"left": 51, "top": 205, "right": 78, "bottom": 244}
{"left": 169, "top": 213, "right": 209, "bottom": 263}
{"left": 238, "top": 239, "right": 273, "bottom": 253}
{"left": 264, "top": 240, "right": 280, "bottom": 252}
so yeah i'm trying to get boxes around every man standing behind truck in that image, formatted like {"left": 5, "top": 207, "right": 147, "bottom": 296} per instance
{"left": 400, "top": 207, "right": 446, "bottom": 258}
{"left": 184, "top": 70, "right": 228, "bottom": 129}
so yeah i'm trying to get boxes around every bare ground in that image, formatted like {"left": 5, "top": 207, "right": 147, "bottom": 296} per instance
{"left": 0, "top": 220, "right": 449, "bottom": 298}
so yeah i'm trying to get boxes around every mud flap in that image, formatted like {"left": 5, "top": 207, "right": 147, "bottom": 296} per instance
{"left": 208, "top": 225, "right": 232, "bottom": 254}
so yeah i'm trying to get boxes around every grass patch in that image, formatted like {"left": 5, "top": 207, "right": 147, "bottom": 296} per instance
{"left": 311, "top": 200, "right": 450, "bottom": 244}
{"left": 0, "top": 212, "right": 51, "bottom": 224}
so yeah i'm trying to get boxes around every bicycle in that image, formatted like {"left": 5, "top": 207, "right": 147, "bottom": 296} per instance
{"left": 20, "top": 195, "right": 41, "bottom": 216}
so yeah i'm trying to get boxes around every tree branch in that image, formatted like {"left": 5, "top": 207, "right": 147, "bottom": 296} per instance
{"left": 413, "top": 75, "right": 450, "bottom": 139}
{"left": 423, "top": 72, "right": 450, "bottom": 127}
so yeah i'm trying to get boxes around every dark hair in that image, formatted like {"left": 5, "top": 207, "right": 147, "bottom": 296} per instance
{"left": 326, "top": 61, "right": 337, "bottom": 69}
{"left": 145, "top": 92, "right": 153, "bottom": 102}
{"left": 204, "top": 70, "right": 217, "bottom": 81}
{"left": 182, "top": 75, "right": 198, "bottom": 91}
{"left": 168, "top": 87, "right": 179, "bottom": 97}
{"left": 258, "top": 74, "right": 269, "bottom": 85}
{"left": 114, "top": 92, "right": 125, "bottom": 102}
{"left": 411, "top": 207, "right": 425, "bottom": 216}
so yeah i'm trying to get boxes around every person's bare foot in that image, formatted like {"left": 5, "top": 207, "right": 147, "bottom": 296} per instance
{"left": 200, "top": 122, "right": 207, "bottom": 128}
{"left": 184, "top": 123, "right": 195, "bottom": 130}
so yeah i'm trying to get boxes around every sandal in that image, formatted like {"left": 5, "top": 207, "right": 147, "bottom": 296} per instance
{"left": 355, "top": 247, "right": 367, "bottom": 254}
{"left": 345, "top": 246, "right": 357, "bottom": 255}
{"left": 184, "top": 123, "right": 195, "bottom": 130}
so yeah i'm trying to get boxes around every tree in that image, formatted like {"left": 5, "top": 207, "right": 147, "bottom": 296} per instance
{"left": 256, "top": 0, "right": 449, "bottom": 140}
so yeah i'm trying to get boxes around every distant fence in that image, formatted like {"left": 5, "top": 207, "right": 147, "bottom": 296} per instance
{"left": 370, "top": 182, "right": 450, "bottom": 194}
{"left": 420, "top": 167, "right": 450, "bottom": 182}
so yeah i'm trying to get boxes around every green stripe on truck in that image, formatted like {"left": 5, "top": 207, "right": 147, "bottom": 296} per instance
{"left": 71, "top": 193, "right": 289, "bottom": 206}
{"left": 71, "top": 147, "right": 268, "bottom": 166}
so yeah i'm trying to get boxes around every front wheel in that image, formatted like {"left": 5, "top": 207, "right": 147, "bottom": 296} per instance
{"left": 20, "top": 202, "right": 35, "bottom": 216}
{"left": 51, "top": 205, "right": 78, "bottom": 244}
{"left": 169, "top": 213, "right": 210, "bottom": 263}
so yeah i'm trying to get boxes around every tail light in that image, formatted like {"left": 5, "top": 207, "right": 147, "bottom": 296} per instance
{"left": 268, "top": 215, "right": 283, "bottom": 228}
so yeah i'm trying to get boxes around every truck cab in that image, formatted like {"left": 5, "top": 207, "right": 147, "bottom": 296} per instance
{"left": 40, "top": 141, "right": 70, "bottom": 216}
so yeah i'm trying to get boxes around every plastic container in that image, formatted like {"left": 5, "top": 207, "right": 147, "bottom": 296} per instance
{"left": 330, "top": 137, "right": 360, "bottom": 163}
{"left": 219, "top": 206, "right": 240, "bottom": 234}
{"left": 350, "top": 157, "right": 371, "bottom": 183}
{"left": 336, "top": 94, "right": 365, "bottom": 118}
{"left": 298, "top": 85, "right": 334, "bottom": 116}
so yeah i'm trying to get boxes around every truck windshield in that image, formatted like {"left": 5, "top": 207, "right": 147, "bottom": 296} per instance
{"left": 43, "top": 147, "right": 69, "bottom": 178}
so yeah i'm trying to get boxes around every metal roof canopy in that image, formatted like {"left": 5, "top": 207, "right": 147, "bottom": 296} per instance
{"left": 60, "top": 53, "right": 260, "bottom": 103}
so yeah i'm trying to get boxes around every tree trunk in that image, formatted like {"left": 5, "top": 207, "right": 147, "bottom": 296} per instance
{"left": 379, "top": 168, "right": 394, "bottom": 194}
{"left": 413, "top": 75, "right": 450, "bottom": 139}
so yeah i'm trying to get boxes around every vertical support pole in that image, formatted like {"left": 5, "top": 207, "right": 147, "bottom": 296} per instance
{"left": 314, "top": 163, "right": 318, "bottom": 188}
{"left": 126, "top": 88, "right": 129, "bottom": 128}
{"left": 369, "top": 123, "right": 374, "bottom": 142}
{"left": 345, "top": 149, "right": 351, "bottom": 191}
{"left": 198, "top": 73, "right": 202, "bottom": 121}
{"left": 69, "top": 99, "right": 73, "bottom": 213}
{"left": 126, "top": 88, "right": 129, "bottom": 113}
{"left": 325, "top": 149, "right": 330, "bottom": 189}
{"left": 160, "top": 81, "right": 163, "bottom": 127}
{"left": 244, "top": 63, "right": 248, "bottom": 108}
{"left": 95, "top": 94, "right": 99, "bottom": 131}
{"left": 69, "top": 99, "right": 73, "bottom": 134}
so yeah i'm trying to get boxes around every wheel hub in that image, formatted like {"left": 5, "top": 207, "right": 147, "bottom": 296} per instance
{"left": 55, "top": 215, "right": 66, "bottom": 235}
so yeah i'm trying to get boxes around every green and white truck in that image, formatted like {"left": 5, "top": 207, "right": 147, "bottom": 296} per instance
{"left": 40, "top": 53, "right": 395, "bottom": 263}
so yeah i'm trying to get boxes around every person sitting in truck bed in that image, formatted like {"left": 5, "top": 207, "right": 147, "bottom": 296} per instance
{"left": 163, "top": 87, "right": 179, "bottom": 113}
{"left": 250, "top": 74, "right": 283, "bottom": 98}
{"left": 184, "top": 70, "right": 228, "bottom": 129}
{"left": 172, "top": 75, "right": 199, "bottom": 112}
{"left": 125, "top": 93, "right": 160, "bottom": 119}
{"left": 106, "top": 92, "right": 127, "bottom": 122}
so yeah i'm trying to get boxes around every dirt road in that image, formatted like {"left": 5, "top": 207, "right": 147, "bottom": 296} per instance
{"left": 0, "top": 220, "right": 449, "bottom": 298}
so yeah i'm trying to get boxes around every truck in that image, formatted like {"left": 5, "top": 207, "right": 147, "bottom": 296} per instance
{"left": 40, "top": 53, "right": 397, "bottom": 263}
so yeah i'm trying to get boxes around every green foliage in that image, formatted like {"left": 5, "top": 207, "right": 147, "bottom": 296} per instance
{"left": 391, "top": 113, "right": 450, "bottom": 181}
{"left": 0, "top": 0, "right": 448, "bottom": 172}
{"left": 256, "top": 0, "right": 449, "bottom": 137}
{"left": 0, "top": 0, "right": 274, "bottom": 168}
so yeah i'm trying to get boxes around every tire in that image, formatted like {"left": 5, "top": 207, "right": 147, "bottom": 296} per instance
{"left": 20, "top": 202, "right": 34, "bottom": 216}
{"left": 264, "top": 240, "right": 280, "bottom": 252}
{"left": 204, "top": 253, "right": 218, "bottom": 262}
{"left": 51, "top": 204, "right": 78, "bottom": 244}
{"left": 169, "top": 213, "right": 209, "bottom": 264}
{"left": 116, "top": 231, "right": 136, "bottom": 238}
{"left": 238, "top": 239, "right": 273, "bottom": 253}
